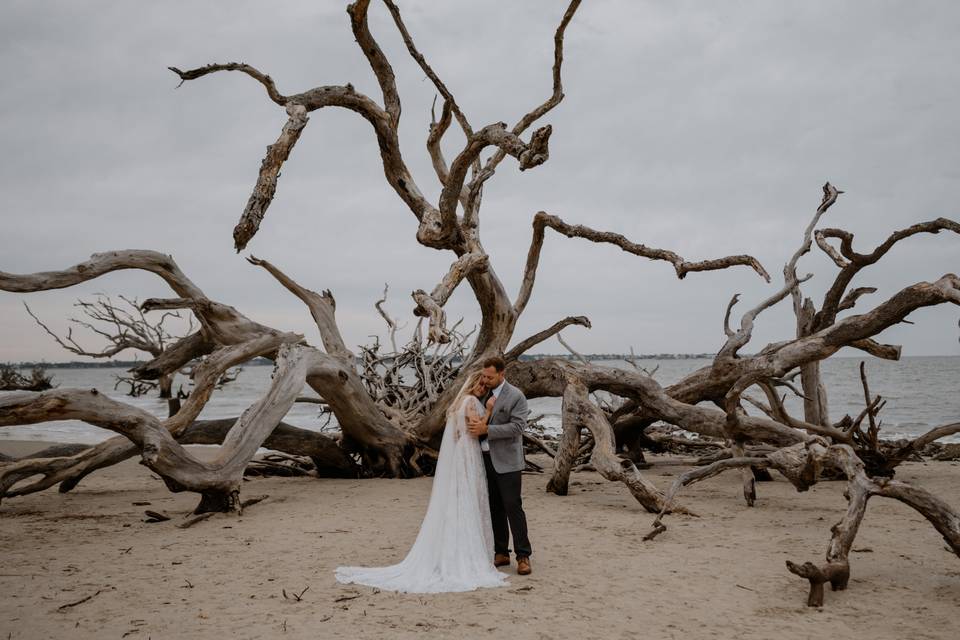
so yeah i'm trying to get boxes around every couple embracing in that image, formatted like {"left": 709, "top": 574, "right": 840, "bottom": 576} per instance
{"left": 335, "top": 356, "right": 533, "bottom": 593}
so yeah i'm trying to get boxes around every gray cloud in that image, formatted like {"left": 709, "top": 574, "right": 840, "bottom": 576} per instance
{"left": 2, "top": 0, "right": 958, "bottom": 362}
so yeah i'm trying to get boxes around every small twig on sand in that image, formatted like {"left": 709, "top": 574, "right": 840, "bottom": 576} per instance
{"left": 283, "top": 586, "right": 310, "bottom": 601}
{"left": 144, "top": 510, "right": 170, "bottom": 523}
{"left": 57, "top": 588, "right": 108, "bottom": 612}
{"left": 177, "top": 512, "right": 215, "bottom": 529}
{"left": 334, "top": 592, "right": 362, "bottom": 603}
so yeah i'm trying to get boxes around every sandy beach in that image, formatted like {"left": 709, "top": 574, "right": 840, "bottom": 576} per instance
{"left": 1, "top": 440, "right": 958, "bottom": 640}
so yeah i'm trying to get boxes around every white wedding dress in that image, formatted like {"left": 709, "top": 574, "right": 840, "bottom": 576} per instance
{"left": 334, "top": 394, "right": 510, "bottom": 593}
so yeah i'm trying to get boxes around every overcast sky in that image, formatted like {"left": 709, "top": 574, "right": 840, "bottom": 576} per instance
{"left": 1, "top": 0, "right": 958, "bottom": 363}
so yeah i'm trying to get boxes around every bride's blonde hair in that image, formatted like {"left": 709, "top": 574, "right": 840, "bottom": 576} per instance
{"left": 446, "top": 370, "right": 484, "bottom": 416}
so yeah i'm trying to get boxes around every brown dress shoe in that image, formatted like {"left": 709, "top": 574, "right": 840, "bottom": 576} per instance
{"left": 494, "top": 553, "right": 510, "bottom": 567}
{"left": 517, "top": 556, "right": 532, "bottom": 575}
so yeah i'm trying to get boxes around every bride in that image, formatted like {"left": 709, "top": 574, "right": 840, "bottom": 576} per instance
{"left": 334, "top": 372, "right": 510, "bottom": 593}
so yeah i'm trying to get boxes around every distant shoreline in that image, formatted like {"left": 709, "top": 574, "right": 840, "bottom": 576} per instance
{"left": 4, "top": 352, "right": 957, "bottom": 370}
{"left": 4, "top": 354, "right": 719, "bottom": 369}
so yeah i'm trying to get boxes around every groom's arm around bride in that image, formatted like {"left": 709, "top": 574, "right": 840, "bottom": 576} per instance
{"left": 484, "top": 383, "right": 529, "bottom": 449}
{"left": 468, "top": 358, "right": 529, "bottom": 473}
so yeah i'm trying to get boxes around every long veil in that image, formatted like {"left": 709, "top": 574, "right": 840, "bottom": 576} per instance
{"left": 334, "top": 388, "right": 509, "bottom": 593}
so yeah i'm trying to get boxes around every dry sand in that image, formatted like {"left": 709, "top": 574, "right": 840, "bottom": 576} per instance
{"left": 1, "top": 439, "right": 958, "bottom": 640}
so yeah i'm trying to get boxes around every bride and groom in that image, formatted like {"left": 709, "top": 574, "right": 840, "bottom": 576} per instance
{"left": 334, "top": 356, "right": 533, "bottom": 593}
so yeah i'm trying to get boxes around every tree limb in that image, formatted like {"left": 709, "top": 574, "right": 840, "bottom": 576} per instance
{"left": 465, "top": 0, "right": 583, "bottom": 226}
{"left": 347, "top": 0, "right": 402, "bottom": 126}
{"left": 515, "top": 210, "right": 770, "bottom": 316}
{"left": 382, "top": 0, "right": 471, "bottom": 136}
{"left": 168, "top": 63, "right": 287, "bottom": 105}
{"left": 412, "top": 252, "right": 488, "bottom": 343}
{"left": 246, "top": 255, "right": 353, "bottom": 360}
{"left": 813, "top": 217, "right": 960, "bottom": 330}
{"left": 504, "top": 316, "right": 591, "bottom": 361}
{"left": 233, "top": 104, "right": 309, "bottom": 252}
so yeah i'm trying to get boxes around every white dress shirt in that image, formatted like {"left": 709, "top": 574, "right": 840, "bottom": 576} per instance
{"left": 480, "top": 379, "right": 506, "bottom": 452}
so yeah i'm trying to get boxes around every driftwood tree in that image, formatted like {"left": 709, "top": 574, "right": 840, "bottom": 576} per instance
{"left": 25, "top": 294, "right": 196, "bottom": 398}
{"left": 1, "top": 0, "right": 959, "bottom": 607}
{"left": 0, "top": 364, "right": 54, "bottom": 392}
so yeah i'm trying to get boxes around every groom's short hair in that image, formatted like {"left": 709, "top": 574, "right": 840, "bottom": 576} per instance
{"left": 482, "top": 356, "right": 505, "bottom": 372}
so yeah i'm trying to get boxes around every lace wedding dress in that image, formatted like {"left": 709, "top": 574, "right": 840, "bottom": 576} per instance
{"left": 334, "top": 394, "right": 510, "bottom": 593}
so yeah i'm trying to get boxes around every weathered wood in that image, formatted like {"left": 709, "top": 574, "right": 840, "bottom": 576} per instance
{"left": 233, "top": 104, "right": 309, "bottom": 252}
{"left": 411, "top": 252, "right": 489, "bottom": 344}
{"left": 246, "top": 255, "right": 353, "bottom": 361}
{"left": 179, "top": 419, "right": 359, "bottom": 478}
{"left": 557, "top": 376, "right": 681, "bottom": 514}
{"left": 0, "top": 337, "right": 307, "bottom": 512}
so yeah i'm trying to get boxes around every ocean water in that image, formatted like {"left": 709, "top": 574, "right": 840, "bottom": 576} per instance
{"left": 1, "top": 356, "right": 958, "bottom": 445}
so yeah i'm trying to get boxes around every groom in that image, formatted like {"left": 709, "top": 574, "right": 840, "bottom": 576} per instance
{"left": 466, "top": 356, "right": 533, "bottom": 576}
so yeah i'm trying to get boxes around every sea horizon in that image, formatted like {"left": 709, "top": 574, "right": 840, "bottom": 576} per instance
{"left": 3, "top": 355, "right": 957, "bottom": 446}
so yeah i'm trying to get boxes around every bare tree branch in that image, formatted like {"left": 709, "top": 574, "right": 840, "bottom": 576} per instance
{"left": 246, "top": 255, "right": 353, "bottom": 361}
{"left": 813, "top": 217, "right": 960, "bottom": 331}
{"left": 557, "top": 376, "right": 679, "bottom": 513}
{"left": 412, "top": 252, "right": 488, "bottom": 343}
{"left": 24, "top": 295, "right": 189, "bottom": 361}
{"left": 168, "top": 63, "right": 287, "bottom": 104}
{"left": 837, "top": 286, "right": 877, "bottom": 312}
{"left": 504, "top": 316, "right": 591, "bottom": 361}
{"left": 556, "top": 331, "right": 590, "bottom": 365}
{"left": 374, "top": 284, "right": 402, "bottom": 353}
{"left": 233, "top": 104, "right": 309, "bottom": 252}
{"left": 722, "top": 293, "right": 740, "bottom": 338}
{"left": 848, "top": 338, "right": 901, "bottom": 360}
{"left": 426, "top": 97, "right": 455, "bottom": 186}
{"left": 465, "top": 0, "right": 583, "bottom": 224}
{"left": 515, "top": 210, "right": 770, "bottom": 316}
{"left": 718, "top": 272, "right": 813, "bottom": 359}
{"left": 0, "top": 250, "right": 205, "bottom": 298}
{"left": 438, "top": 124, "right": 553, "bottom": 242}
{"left": 347, "top": 0, "right": 401, "bottom": 126}
{"left": 382, "top": 0, "right": 472, "bottom": 136}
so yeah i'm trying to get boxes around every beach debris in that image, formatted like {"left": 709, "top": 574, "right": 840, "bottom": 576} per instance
{"left": 56, "top": 587, "right": 112, "bottom": 612}
{"left": 143, "top": 510, "right": 170, "bottom": 523}
{"left": 0, "top": 363, "right": 53, "bottom": 391}
{"left": 282, "top": 586, "right": 310, "bottom": 602}
{"left": 333, "top": 592, "right": 362, "bottom": 603}
{"left": 177, "top": 512, "right": 215, "bottom": 529}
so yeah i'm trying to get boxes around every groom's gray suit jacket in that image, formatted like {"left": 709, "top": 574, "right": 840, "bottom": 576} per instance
{"left": 483, "top": 380, "right": 530, "bottom": 474}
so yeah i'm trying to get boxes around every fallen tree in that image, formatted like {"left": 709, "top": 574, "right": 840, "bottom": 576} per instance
{"left": 1, "top": 0, "right": 959, "bottom": 607}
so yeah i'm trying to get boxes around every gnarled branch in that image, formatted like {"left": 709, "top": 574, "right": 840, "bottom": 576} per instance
{"left": 504, "top": 316, "right": 591, "bottom": 361}
{"left": 516, "top": 210, "right": 770, "bottom": 316}
{"left": 233, "top": 104, "right": 309, "bottom": 252}
{"left": 168, "top": 63, "right": 287, "bottom": 105}
{"left": 412, "top": 252, "right": 489, "bottom": 343}
{"left": 813, "top": 217, "right": 960, "bottom": 331}
{"left": 246, "top": 255, "right": 353, "bottom": 361}
{"left": 465, "top": 0, "right": 583, "bottom": 227}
